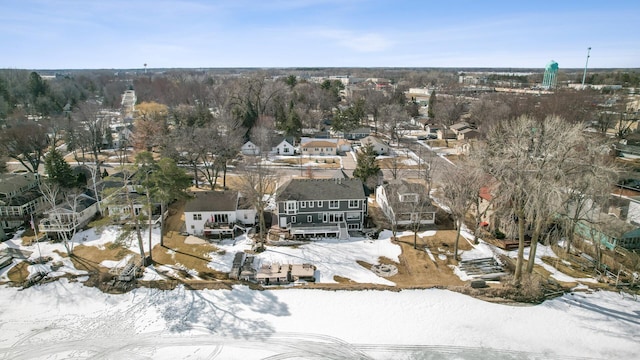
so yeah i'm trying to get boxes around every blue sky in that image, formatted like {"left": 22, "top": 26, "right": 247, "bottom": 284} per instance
{"left": 1, "top": 0, "right": 638, "bottom": 69}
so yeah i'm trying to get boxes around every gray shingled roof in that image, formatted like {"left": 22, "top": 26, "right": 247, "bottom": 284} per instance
{"left": 184, "top": 191, "right": 238, "bottom": 212}
{"left": 383, "top": 179, "right": 435, "bottom": 213}
{"left": 0, "top": 173, "right": 38, "bottom": 195}
{"left": 276, "top": 178, "right": 365, "bottom": 201}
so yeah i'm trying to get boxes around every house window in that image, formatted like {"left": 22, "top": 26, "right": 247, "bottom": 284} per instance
{"left": 348, "top": 224, "right": 360, "bottom": 230}
{"left": 307, "top": 215, "right": 312, "bottom": 222}
{"left": 291, "top": 216, "right": 296, "bottom": 223}
{"left": 193, "top": 214, "right": 202, "bottom": 220}
{"left": 309, "top": 201, "right": 314, "bottom": 208}
{"left": 326, "top": 213, "right": 343, "bottom": 222}
{"left": 286, "top": 201, "right": 297, "bottom": 214}
{"left": 191, "top": 225, "right": 195, "bottom": 229}
{"left": 301, "top": 201, "right": 306, "bottom": 208}
{"left": 317, "top": 201, "right": 323, "bottom": 207}
{"left": 283, "top": 147, "right": 290, "bottom": 153}
{"left": 214, "top": 214, "right": 228, "bottom": 223}
{"left": 346, "top": 212, "right": 360, "bottom": 220}
{"left": 329, "top": 200, "right": 339, "bottom": 209}
{"left": 348, "top": 200, "right": 359, "bottom": 208}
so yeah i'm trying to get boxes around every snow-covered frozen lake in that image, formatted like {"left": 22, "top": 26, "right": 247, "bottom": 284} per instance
{"left": 0, "top": 280, "right": 638, "bottom": 359}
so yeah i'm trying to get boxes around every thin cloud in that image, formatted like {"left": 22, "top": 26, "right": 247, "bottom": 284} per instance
{"left": 312, "top": 29, "right": 393, "bottom": 52}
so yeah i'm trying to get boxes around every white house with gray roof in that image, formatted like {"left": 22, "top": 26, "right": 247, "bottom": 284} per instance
{"left": 376, "top": 180, "right": 436, "bottom": 226}
{"left": 184, "top": 190, "right": 255, "bottom": 238}
{"left": 275, "top": 178, "right": 367, "bottom": 239}
{"left": 360, "top": 136, "right": 389, "bottom": 155}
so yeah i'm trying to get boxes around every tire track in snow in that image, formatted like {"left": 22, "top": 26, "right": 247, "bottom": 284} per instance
{"left": 1, "top": 330, "right": 603, "bottom": 360}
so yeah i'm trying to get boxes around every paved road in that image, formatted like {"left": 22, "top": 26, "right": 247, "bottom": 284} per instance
{"left": 401, "top": 138, "right": 456, "bottom": 184}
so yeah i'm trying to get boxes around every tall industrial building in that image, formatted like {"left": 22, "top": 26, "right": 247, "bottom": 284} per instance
{"left": 542, "top": 60, "right": 559, "bottom": 89}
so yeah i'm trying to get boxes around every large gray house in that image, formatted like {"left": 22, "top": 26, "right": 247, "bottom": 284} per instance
{"left": 275, "top": 178, "right": 367, "bottom": 239}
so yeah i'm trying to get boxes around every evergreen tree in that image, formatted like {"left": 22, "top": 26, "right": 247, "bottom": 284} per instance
{"left": 104, "top": 128, "right": 113, "bottom": 149}
{"left": 44, "top": 148, "right": 75, "bottom": 188}
{"left": 284, "top": 102, "right": 302, "bottom": 137}
{"left": 353, "top": 143, "right": 380, "bottom": 190}
{"left": 136, "top": 152, "right": 192, "bottom": 248}
{"left": 332, "top": 99, "right": 365, "bottom": 133}
{"left": 428, "top": 90, "right": 436, "bottom": 119}
{"left": 28, "top": 72, "right": 48, "bottom": 99}
{"left": 285, "top": 75, "right": 297, "bottom": 89}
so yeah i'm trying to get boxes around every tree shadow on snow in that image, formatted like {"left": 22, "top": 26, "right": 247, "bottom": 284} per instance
{"left": 157, "top": 285, "right": 290, "bottom": 340}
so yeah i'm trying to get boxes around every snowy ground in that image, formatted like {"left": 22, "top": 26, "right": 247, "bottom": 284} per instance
{"left": 0, "top": 280, "right": 638, "bottom": 359}
{"left": 207, "top": 230, "right": 401, "bottom": 285}
{"left": 0, "top": 226, "right": 162, "bottom": 283}
{"left": 2, "top": 227, "right": 640, "bottom": 358}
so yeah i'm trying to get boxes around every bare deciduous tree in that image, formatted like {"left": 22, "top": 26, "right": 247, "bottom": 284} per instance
{"left": 0, "top": 119, "right": 49, "bottom": 173}
{"left": 478, "top": 115, "right": 618, "bottom": 283}
{"left": 39, "top": 180, "right": 83, "bottom": 255}
{"left": 434, "top": 94, "right": 466, "bottom": 126}
{"left": 237, "top": 157, "right": 277, "bottom": 243}
{"left": 440, "top": 161, "right": 482, "bottom": 260}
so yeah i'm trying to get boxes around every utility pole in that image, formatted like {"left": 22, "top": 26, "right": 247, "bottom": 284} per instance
{"left": 581, "top": 47, "right": 591, "bottom": 87}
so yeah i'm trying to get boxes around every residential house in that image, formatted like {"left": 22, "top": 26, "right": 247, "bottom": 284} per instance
{"left": 273, "top": 137, "right": 296, "bottom": 156}
{"left": 300, "top": 137, "right": 351, "bottom": 153}
{"left": 337, "top": 139, "right": 352, "bottom": 153}
{"left": 411, "top": 117, "right": 430, "bottom": 130}
{"left": 375, "top": 180, "right": 436, "bottom": 226}
{"left": 573, "top": 211, "right": 640, "bottom": 250}
{"left": 100, "top": 172, "right": 160, "bottom": 224}
{"left": 341, "top": 127, "right": 371, "bottom": 140}
{"left": 447, "top": 122, "right": 481, "bottom": 141}
{"left": 307, "top": 130, "right": 330, "bottom": 139}
{"left": 276, "top": 178, "right": 367, "bottom": 239}
{"left": 241, "top": 140, "right": 260, "bottom": 156}
{"left": 474, "top": 186, "right": 495, "bottom": 230}
{"left": 456, "top": 128, "right": 482, "bottom": 141}
{"left": 184, "top": 190, "right": 256, "bottom": 238}
{"left": 436, "top": 128, "right": 457, "bottom": 141}
{"left": 109, "top": 124, "right": 134, "bottom": 149}
{"left": 424, "top": 124, "right": 439, "bottom": 137}
{"left": 360, "top": 136, "right": 389, "bottom": 155}
{"left": 300, "top": 140, "right": 337, "bottom": 156}
{"left": 552, "top": 194, "right": 640, "bottom": 251}
{"left": 39, "top": 190, "right": 100, "bottom": 237}
{"left": 449, "top": 121, "right": 472, "bottom": 135}
{"left": 0, "top": 173, "right": 44, "bottom": 230}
